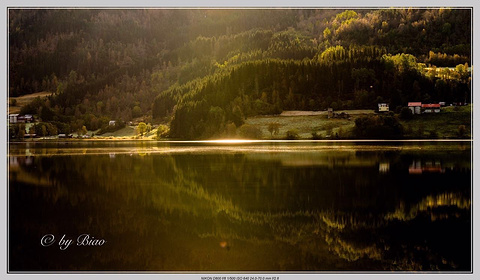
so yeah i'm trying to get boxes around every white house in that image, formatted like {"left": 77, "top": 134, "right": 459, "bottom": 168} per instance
{"left": 378, "top": 103, "right": 389, "bottom": 112}
{"left": 9, "top": 114, "right": 19, "bottom": 123}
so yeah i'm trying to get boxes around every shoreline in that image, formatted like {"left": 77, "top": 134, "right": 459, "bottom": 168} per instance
{"left": 8, "top": 138, "right": 473, "bottom": 144}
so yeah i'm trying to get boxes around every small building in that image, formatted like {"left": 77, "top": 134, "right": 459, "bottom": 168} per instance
{"left": 9, "top": 114, "right": 19, "bottom": 123}
{"left": 58, "top": 134, "right": 73, "bottom": 138}
{"left": 9, "top": 114, "right": 34, "bottom": 123}
{"left": 408, "top": 102, "right": 422, "bottom": 115}
{"left": 327, "top": 108, "right": 334, "bottom": 119}
{"left": 109, "top": 120, "right": 116, "bottom": 126}
{"left": 422, "top": 104, "right": 441, "bottom": 113}
{"left": 378, "top": 103, "right": 389, "bottom": 112}
{"left": 24, "top": 115, "right": 34, "bottom": 123}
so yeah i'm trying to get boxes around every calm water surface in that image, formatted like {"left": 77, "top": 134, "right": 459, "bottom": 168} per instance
{"left": 8, "top": 141, "right": 471, "bottom": 271}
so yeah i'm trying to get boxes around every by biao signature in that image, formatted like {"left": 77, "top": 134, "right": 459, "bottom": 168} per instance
{"left": 41, "top": 234, "right": 106, "bottom": 250}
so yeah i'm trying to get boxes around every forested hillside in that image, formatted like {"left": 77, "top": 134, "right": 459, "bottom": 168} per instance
{"left": 9, "top": 8, "right": 471, "bottom": 138}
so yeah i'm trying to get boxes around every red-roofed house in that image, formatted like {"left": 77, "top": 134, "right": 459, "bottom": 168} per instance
{"left": 408, "top": 102, "right": 422, "bottom": 115}
{"left": 422, "top": 103, "right": 441, "bottom": 113}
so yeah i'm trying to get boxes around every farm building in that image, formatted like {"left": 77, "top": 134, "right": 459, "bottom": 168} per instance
{"left": 422, "top": 104, "right": 441, "bottom": 113}
{"left": 8, "top": 114, "right": 19, "bottom": 123}
{"left": 327, "top": 108, "right": 334, "bottom": 119}
{"left": 8, "top": 114, "right": 34, "bottom": 123}
{"left": 408, "top": 102, "right": 422, "bottom": 115}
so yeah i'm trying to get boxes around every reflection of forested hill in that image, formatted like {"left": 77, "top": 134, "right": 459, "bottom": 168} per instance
{"left": 9, "top": 144, "right": 471, "bottom": 271}
{"left": 10, "top": 9, "right": 471, "bottom": 138}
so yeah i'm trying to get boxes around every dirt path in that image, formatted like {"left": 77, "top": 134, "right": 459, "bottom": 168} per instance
{"left": 280, "top": 110, "right": 374, "bottom": 116}
{"left": 280, "top": 111, "right": 327, "bottom": 116}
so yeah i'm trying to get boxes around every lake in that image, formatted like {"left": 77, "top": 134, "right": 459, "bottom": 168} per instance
{"left": 8, "top": 140, "right": 472, "bottom": 272}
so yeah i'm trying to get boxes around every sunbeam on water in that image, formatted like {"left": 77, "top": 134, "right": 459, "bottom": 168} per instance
{"left": 201, "top": 139, "right": 261, "bottom": 144}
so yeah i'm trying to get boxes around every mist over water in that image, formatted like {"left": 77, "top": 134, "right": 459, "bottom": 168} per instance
{"left": 8, "top": 141, "right": 471, "bottom": 271}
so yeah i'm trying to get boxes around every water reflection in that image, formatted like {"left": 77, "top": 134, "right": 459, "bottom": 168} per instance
{"left": 8, "top": 141, "right": 471, "bottom": 271}
{"left": 379, "top": 162, "right": 390, "bottom": 173}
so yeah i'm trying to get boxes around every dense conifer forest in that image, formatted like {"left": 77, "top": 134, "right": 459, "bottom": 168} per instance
{"left": 9, "top": 8, "right": 471, "bottom": 139}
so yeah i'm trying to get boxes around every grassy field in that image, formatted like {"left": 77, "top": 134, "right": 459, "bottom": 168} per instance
{"left": 245, "top": 106, "right": 471, "bottom": 140}
{"left": 9, "top": 92, "right": 53, "bottom": 114}
{"left": 245, "top": 109, "right": 375, "bottom": 139}
{"left": 93, "top": 125, "right": 159, "bottom": 139}
{"left": 97, "top": 126, "right": 136, "bottom": 138}
{"left": 400, "top": 104, "right": 471, "bottom": 139}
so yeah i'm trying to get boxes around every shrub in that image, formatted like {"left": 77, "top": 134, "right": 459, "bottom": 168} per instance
{"left": 285, "top": 130, "right": 299, "bottom": 140}
{"left": 399, "top": 107, "right": 413, "bottom": 120}
{"left": 267, "top": 122, "right": 281, "bottom": 137}
{"left": 416, "top": 124, "right": 425, "bottom": 138}
{"left": 354, "top": 115, "right": 403, "bottom": 139}
{"left": 311, "top": 131, "right": 322, "bottom": 140}
{"left": 136, "top": 122, "right": 147, "bottom": 136}
{"left": 156, "top": 125, "right": 170, "bottom": 139}
{"left": 223, "top": 122, "right": 237, "bottom": 138}
{"left": 457, "top": 125, "right": 467, "bottom": 138}
{"left": 238, "top": 124, "right": 263, "bottom": 139}
{"left": 337, "top": 127, "right": 345, "bottom": 139}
